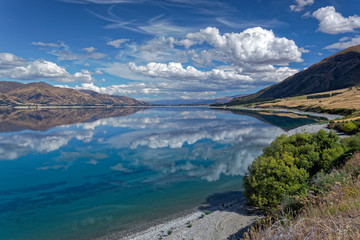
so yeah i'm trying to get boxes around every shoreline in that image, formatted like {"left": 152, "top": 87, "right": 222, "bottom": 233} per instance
{"left": 98, "top": 193, "right": 258, "bottom": 240}
{"left": 213, "top": 106, "right": 343, "bottom": 121}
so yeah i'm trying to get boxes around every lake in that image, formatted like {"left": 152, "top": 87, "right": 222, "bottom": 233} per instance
{"left": 0, "top": 107, "right": 326, "bottom": 240}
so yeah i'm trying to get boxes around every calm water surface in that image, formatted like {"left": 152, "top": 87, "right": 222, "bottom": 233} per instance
{"left": 0, "top": 107, "right": 324, "bottom": 240}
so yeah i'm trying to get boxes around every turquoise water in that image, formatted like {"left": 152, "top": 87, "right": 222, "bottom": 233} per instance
{"left": 0, "top": 107, "right": 324, "bottom": 240}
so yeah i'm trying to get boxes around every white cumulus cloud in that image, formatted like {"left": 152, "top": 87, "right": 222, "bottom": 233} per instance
{"left": 70, "top": 82, "right": 162, "bottom": 96}
{"left": 99, "top": 26, "right": 303, "bottom": 98}
{"left": 0, "top": 53, "right": 26, "bottom": 69}
{"left": 0, "top": 53, "right": 96, "bottom": 83}
{"left": 128, "top": 62, "right": 253, "bottom": 82}
{"left": 313, "top": 6, "right": 360, "bottom": 34}
{"left": 184, "top": 27, "right": 303, "bottom": 67}
{"left": 121, "top": 27, "right": 302, "bottom": 89}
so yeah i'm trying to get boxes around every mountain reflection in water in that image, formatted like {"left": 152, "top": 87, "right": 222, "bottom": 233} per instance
{"left": 0, "top": 107, "right": 146, "bottom": 132}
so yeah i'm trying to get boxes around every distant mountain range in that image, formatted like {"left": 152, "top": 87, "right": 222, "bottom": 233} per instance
{"left": 227, "top": 44, "right": 360, "bottom": 105}
{"left": 150, "top": 94, "right": 247, "bottom": 105}
{"left": 0, "top": 81, "right": 150, "bottom": 106}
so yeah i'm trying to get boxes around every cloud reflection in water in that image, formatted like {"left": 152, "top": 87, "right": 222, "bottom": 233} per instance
{"left": 0, "top": 108, "right": 289, "bottom": 182}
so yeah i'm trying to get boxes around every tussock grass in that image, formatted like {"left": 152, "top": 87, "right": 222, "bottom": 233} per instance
{"left": 245, "top": 152, "right": 360, "bottom": 240}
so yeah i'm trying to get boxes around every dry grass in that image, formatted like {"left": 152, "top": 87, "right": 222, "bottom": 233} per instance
{"left": 334, "top": 116, "right": 360, "bottom": 123}
{"left": 245, "top": 152, "right": 360, "bottom": 240}
{"left": 256, "top": 111, "right": 307, "bottom": 119}
{"left": 259, "top": 88, "right": 360, "bottom": 111}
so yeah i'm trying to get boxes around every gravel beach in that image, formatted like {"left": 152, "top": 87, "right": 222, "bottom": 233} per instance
{"left": 99, "top": 192, "right": 258, "bottom": 240}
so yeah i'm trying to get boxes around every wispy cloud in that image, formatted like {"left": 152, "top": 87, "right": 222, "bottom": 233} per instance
{"left": 138, "top": 17, "right": 194, "bottom": 36}
{"left": 216, "top": 17, "right": 289, "bottom": 29}
{"left": 324, "top": 35, "right": 360, "bottom": 50}
{"left": 290, "top": 0, "right": 314, "bottom": 12}
{"left": 88, "top": 9, "right": 195, "bottom": 36}
{"left": 60, "top": 0, "right": 227, "bottom": 9}
{"left": 107, "top": 38, "right": 130, "bottom": 48}
{"left": 32, "top": 41, "right": 66, "bottom": 48}
{"left": 32, "top": 41, "right": 107, "bottom": 61}
{"left": 59, "top": 0, "right": 139, "bottom": 4}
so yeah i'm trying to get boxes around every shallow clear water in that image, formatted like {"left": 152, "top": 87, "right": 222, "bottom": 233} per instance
{"left": 0, "top": 107, "right": 324, "bottom": 240}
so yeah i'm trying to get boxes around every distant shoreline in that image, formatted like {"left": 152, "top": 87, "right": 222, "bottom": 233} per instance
{"left": 0, "top": 104, "right": 213, "bottom": 109}
{"left": 211, "top": 105, "right": 343, "bottom": 121}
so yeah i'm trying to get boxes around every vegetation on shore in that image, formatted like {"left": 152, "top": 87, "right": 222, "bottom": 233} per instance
{"left": 329, "top": 119, "right": 360, "bottom": 135}
{"left": 243, "top": 131, "right": 360, "bottom": 239}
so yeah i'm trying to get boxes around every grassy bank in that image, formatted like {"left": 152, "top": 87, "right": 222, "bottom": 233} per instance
{"left": 221, "top": 87, "right": 360, "bottom": 120}
{"left": 243, "top": 131, "right": 360, "bottom": 239}
{"left": 256, "top": 88, "right": 360, "bottom": 114}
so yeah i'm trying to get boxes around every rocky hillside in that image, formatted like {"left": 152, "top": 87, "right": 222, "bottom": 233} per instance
{"left": 0, "top": 81, "right": 150, "bottom": 106}
{"left": 228, "top": 44, "right": 360, "bottom": 105}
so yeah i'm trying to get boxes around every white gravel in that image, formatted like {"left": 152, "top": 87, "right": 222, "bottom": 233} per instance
{"left": 119, "top": 199, "right": 257, "bottom": 240}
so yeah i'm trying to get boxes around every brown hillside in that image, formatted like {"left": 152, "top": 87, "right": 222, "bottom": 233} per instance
{"left": 0, "top": 81, "right": 150, "bottom": 106}
{"left": 228, "top": 44, "right": 360, "bottom": 105}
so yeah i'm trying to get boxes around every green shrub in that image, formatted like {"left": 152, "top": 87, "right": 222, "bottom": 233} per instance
{"left": 306, "top": 93, "right": 331, "bottom": 99}
{"left": 244, "top": 154, "right": 309, "bottom": 207}
{"left": 329, "top": 120, "right": 360, "bottom": 135}
{"left": 244, "top": 130, "right": 344, "bottom": 208}
{"left": 342, "top": 121, "right": 357, "bottom": 134}
{"left": 341, "top": 133, "right": 360, "bottom": 151}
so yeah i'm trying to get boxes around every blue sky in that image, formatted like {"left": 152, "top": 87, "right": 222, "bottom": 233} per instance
{"left": 0, "top": 0, "right": 360, "bottom": 101}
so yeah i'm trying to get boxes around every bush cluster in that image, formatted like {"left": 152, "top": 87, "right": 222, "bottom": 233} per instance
{"left": 329, "top": 119, "right": 360, "bottom": 134}
{"left": 243, "top": 130, "right": 359, "bottom": 208}
{"left": 306, "top": 93, "right": 331, "bottom": 99}
{"left": 306, "top": 92, "right": 343, "bottom": 99}
{"left": 244, "top": 151, "right": 360, "bottom": 240}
